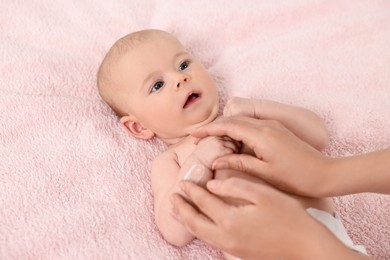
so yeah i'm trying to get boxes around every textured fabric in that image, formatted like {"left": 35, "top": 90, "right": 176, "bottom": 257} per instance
{"left": 1, "top": 0, "right": 390, "bottom": 259}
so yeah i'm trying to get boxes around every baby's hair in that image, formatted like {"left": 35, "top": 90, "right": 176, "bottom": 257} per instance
{"left": 97, "top": 29, "right": 169, "bottom": 117}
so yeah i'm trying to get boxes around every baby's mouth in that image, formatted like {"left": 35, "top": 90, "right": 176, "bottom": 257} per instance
{"left": 183, "top": 92, "right": 201, "bottom": 108}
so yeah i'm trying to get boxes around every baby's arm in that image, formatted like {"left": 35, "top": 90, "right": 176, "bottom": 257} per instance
{"left": 151, "top": 152, "right": 198, "bottom": 246}
{"left": 151, "top": 137, "right": 238, "bottom": 247}
{"left": 224, "top": 97, "right": 328, "bottom": 150}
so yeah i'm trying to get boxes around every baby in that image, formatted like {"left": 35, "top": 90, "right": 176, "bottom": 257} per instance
{"left": 97, "top": 29, "right": 366, "bottom": 258}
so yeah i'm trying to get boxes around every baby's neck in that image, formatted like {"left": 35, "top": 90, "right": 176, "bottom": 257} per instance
{"left": 160, "top": 115, "right": 220, "bottom": 146}
{"left": 161, "top": 134, "right": 195, "bottom": 148}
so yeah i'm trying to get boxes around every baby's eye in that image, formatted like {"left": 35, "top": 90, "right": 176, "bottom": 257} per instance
{"left": 179, "top": 60, "right": 190, "bottom": 71}
{"left": 151, "top": 81, "right": 164, "bottom": 93}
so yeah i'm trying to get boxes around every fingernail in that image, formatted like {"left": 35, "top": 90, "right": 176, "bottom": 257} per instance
{"left": 170, "top": 211, "right": 179, "bottom": 221}
{"left": 212, "top": 161, "right": 227, "bottom": 170}
{"left": 193, "top": 138, "right": 200, "bottom": 145}
{"left": 207, "top": 179, "right": 221, "bottom": 191}
{"left": 183, "top": 164, "right": 206, "bottom": 183}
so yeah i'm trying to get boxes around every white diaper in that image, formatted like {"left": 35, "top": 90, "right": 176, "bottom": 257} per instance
{"left": 307, "top": 208, "right": 367, "bottom": 255}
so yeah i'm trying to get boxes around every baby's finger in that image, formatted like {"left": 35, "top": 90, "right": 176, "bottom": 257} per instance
{"left": 222, "top": 140, "right": 239, "bottom": 153}
{"left": 221, "top": 136, "right": 241, "bottom": 152}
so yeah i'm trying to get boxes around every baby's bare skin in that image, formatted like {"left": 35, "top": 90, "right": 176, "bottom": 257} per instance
{"left": 97, "top": 29, "right": 333, "bottom": 259}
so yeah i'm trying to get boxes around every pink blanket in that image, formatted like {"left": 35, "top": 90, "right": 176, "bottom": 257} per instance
{"left": 1, "top": 0, "right": 389, "bottom": 259}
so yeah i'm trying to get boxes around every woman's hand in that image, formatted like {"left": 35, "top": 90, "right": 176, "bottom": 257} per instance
{"left": 171, "top": 178, "right": 366, "bottom": 259}
{"left": 191, "top": 116, "right": 332, "bottom": 197}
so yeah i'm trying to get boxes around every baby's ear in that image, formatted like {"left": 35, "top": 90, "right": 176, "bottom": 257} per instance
{"left": 120, "top": 116, "right": 155, "bottom": 140}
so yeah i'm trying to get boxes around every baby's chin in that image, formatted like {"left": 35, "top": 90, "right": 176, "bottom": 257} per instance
{"left": 158, "top": 105, "right": 219, "bottom": 144}
{"left": 194, "top": 104, "right": 219, "bottom": 127}
{"left": 202, "top": 111, "right": 219, "bottom": 125}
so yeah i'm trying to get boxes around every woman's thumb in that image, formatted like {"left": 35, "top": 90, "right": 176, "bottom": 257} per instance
{"left": 212, "top": 154, "right": 268, "bottom": 179}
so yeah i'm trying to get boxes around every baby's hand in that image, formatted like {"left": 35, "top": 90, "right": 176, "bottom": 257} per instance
{"left": 223, "top": 97, "right": 258, "bottom": 118}
{"left": 193, "top": 136, "right": 240, "bottom": 168}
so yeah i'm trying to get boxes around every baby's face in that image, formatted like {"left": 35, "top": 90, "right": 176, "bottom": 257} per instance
{"left": 114, "top": 33, "right": 219, "bottom": 141}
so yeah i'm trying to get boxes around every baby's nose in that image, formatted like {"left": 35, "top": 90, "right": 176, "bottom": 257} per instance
{"left": 176, "top": 76, "right": 189, "bottom": 88}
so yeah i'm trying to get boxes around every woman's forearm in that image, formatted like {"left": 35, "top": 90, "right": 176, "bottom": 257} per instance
{"left": 326, "top": 148, "right": 390, "bottom": 196}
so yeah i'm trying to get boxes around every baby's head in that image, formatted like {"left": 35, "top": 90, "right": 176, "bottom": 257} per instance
{"left": 97, "top": 29, "right": 219, "bottom": 144}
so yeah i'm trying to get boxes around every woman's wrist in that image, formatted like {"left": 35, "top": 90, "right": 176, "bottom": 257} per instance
{"left": 317, "top": 156, "right": 341, "bottom": 197}
{"left": 324, "top": 155, "right": 367, "bottom": 196}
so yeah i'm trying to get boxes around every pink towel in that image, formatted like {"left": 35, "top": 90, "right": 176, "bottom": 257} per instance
{"left": 1, "top": 0, "right": 389, "bottom": 259}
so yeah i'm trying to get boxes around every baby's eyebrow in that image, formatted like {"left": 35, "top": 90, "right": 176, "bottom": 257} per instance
{"left": 141, "top": 73, "right": 155, "bottom": 92}
{"left": 173, "top": 51, "right": 188, "bottom": 60}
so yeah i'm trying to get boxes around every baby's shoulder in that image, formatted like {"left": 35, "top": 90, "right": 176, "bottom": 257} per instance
{"left": 153, "top": 147, "right": 179, "bottom": 165}
{"left": 150, "top": 148, "right": 181, "bottom": 179}
{"left": 153, "top": 141, "right": 191, "bottom": 168}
